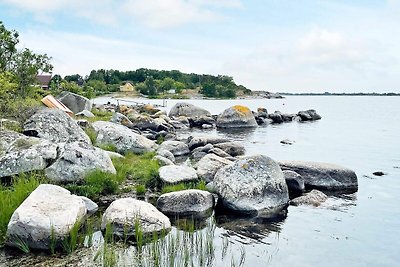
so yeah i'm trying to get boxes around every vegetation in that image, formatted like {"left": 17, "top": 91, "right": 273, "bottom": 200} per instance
{"left": 161, "top": 180, "right": 208, "bottom": 194}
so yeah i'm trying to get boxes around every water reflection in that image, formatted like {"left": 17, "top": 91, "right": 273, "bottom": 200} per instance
{"left": 216, "top": 127, "right": 257, "bottom": 141}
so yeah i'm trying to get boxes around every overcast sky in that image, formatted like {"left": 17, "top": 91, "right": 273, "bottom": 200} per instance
{"left": 1, "top": 0, "right": 399, "bottom": 93}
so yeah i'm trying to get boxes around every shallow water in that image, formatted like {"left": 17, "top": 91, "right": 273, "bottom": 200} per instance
{"left": 2, "top": 96, "right": 398, "bottom": 266}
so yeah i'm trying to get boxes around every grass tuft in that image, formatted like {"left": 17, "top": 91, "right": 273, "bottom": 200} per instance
{"left": 161, "top": 180, "right": 208, "bottom": 194}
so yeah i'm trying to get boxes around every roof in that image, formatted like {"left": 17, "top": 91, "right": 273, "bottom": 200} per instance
{"left": 36, "top": 74, "right": 52, "bottom": 86}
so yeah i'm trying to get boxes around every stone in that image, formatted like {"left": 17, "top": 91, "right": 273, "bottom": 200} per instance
{"left": 169, "top": 120, "right": 189, "bottom": 130}
{"left": 268, "top": 112, "right": 283, "bottom": 124}
{"left": 209, "top": 148, "right": 231, "bottom": 158}
{"left": 257, "top": 108, "right": 268, "bottom": 118}
{"left": 101, "top": 198, "right": 171, "bottom": 238}
{"left": 169, "top": 102, "right": 211, "bottom": 118}
{"left": 92, "top": 121, "right": 157, "bottom": 154}
{"left": 188, "top": 136, "right": 229, "bottom": 150}
{"left": 23, "top": 108, "right": 91, "bottom": 144}
{"left": 80, "top": 196, "right": 98, "bottom": 215}
{"left": 158, "top": 141, "right": 189, "bottom": 156}
{"left": 283, "top": 170, "right": 305, "bottom": 193}
{"left": 213, "top": 155, "right": 289, "bottom": 217}
{"left": 279, "top": 161, "right": 358, "bottom": 192}
{"left": 280, "top": 139, "right": 295, "bottom": 145}
{"left": 214, "top": 142, "right": 245, "bottom": 157}
{"left": 0, "top": 133, "right": 58, "bottom": 178}
{"left": 191, "top": 151, "right": 208, "bottom": 161}
{"left": 373, "top": 171, "right": 385, "bottom": 176}
{"left": 75, "top": 110, "right": 95, "bottom": 118}
{"left": 159, "top": 165, "right": 198, "bottom": 184}
{"left": 58, "top": 92, "right": 93, "bottom": 114}
{"left": 45, "top": 141, "right": 116, "bottom": 182}
{"left": 195, "top": 154, "right": 233, "bottom": 182}
{"left": 216, "top": 105, "right": 257, "bottom": 128}
{"left": 156, "top": 149, "right": 175, "bottom": 163}
{"left": 190, "top": 116, "right": 215, "bottom": 128}
{"left": 290, "top": 190, "right": 328, "bottom": 206}
{"left": 110, "top": 112, "right": 134, "bottom": 128}
{"left": 6, "top": 184, "right": 87, "bottom": 250}
{"left": 157, "top": 189, "right": 214, "bottom": 217}
{"left": 153, "top": 155, "right": 174, "bottom": 166}
{"left": 297, "top": 109, "right": 322, "bottom": 121}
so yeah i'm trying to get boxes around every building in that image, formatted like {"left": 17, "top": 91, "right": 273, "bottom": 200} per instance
{"left": 120, "top": 82, "right": 134, "bottom": 92}
{"left": 36, "top": 74, "right": 52, "bottom": 90}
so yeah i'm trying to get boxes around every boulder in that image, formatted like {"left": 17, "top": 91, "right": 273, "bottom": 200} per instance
{"left": 110, "top": 112, "right": 134, "bottom": 128}
{"left": 158, "top": 141, "right": 189, "bottom": 156}
{"left": 214, "top": 142, "right": 245, "bottom": 157}
{"left": 6, "top": 184, "right": 87, "bottom": 250}
{"left": 0, "top": 130, "right": 23, "bottom": 156}
{"left": 169, "top": 102, "right": 211, "bottom": 118}
{"left": 191, "top": 151, "right": 208, "bottom": 161}
{"left": 209, "top": 148, "right": 231, "bottom": 158}
{"left": 196, "top": 154, "right": 233, "bottom": 182}
{"left": 101, "top": 198, "right": 171, "bottom": 238}
{"left": 169, "top": 120, "right": 189, "bottom": 130}
{"left": 268, "top": 112, "right": 283, "bottom": 124}
{"left": 75, "top": 110, "right": 95, "bottom": 118}
{"left": 283, "top": 170, "right": 305, "bottom": 194}
{"left": 92, "top": 121, "right": 157, "bottom": 154}
{"left": 80, "top": 196, "right": 99, "bottom": 215}
{"left": 257, "top": 108, "right": 268, "bottom": 118}
{"left": 188, "top": 136, "right": 229, "bottom": 150}
{"left": 0, "top": 133, "right": 58, "bottom": 178}
{"left": 297, "top": 109, "right": 321, "bottom": 121}
{"left": 279, "top": 161, "right": 358, "bottom": 192}
{"left": 153, "top": 155, "right": 174, "bottom": 166}
{"left": 213, "top": 155, "right": 289, "bottom": 217}
{"left": 23, "top": 108, "right": 91, "bottom": 144}
{"left": 216, "top": 105, "right": 257, "bottom": 128}
{"left": 58, "top": 92, "right": 93, "bottom": 114}
{"left": 190, "top": 116, "right": 215, "bottom": 128}
{"left": 159, "top": 165, "right": 198, "bottom": 184}
{"left": 45, "top": 141, "right": 116, "bottom": 182}
{"left": 290, "top": 190, "right": 328, "bottom": 206}
{"left": 157, "top": 189, "right": 214, "bottom": 217}
{"left": 156, "top": 149, "right": 175, "bottom": 163}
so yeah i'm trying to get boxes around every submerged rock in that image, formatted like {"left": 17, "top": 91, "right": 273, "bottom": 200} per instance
{"left": 157, "top": 189, "right": 214, "bottom": 217}
{"left": 196, "top": 154, "right": 233, "bottom": 182}
{"left": 280, "top": 161, "right": 358, "bottom": 192}
{"left": 23, "top": 108, "right": 91, "bottom": 144}
{"left": 290, "top": 190, "right": 328, "bottom": 206}
{"left": 6, "top": 184, "right": 87, "bottom": 250}
{"left": 92, "top": 121, "right": 157, "bottom": 154}
{"left": 158, "top": 140, "right": 189, "bottom": 156}
{"left": 101, "top": 198, "right": 171, "bottom": 238}
{"left": 159, "top": 165, "right": 198, "bottom": 184}
{"left": 216, "top": 105, "right": 258, "bottom": 128}
{"left": 213, "top": 142, "right": 245, "bottom": 157}
{"left": 169, "top": 102, "right": 211, "bottom": 118}
{"left": 58, "top": 92, "right": 93, "bottom": 114}
{"left": 213, "top": 155, "right": 289, "bottom": 217}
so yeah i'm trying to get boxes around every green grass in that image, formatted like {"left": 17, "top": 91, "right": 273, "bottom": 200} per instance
{"left": 97, "top": 144, "right": 118, "bottom": 152}
{"left": 87, "top": 109, "right": 113, "bottom": 123}
{"left": 161, "top": 180, "right": 207, "bottom": 194}
{"left": 0, "top": 172, "right": 44, "bottom": 245}
{"left": 136, "top": 184, "right": 146, "bottom": 196}
{"left": 84, "top": 127, "right": 97, "bottom": 144}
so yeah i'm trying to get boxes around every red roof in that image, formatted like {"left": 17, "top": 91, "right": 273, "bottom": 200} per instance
{"left": 36, "top": 74, "right": 52, "bottom": 87}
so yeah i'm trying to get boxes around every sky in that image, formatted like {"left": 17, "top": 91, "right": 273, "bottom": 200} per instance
{"left": 0, "top": 0, "right": 399, "bottom": 93}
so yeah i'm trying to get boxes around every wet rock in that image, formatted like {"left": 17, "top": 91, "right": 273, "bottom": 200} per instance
{"left": 280, "top": 139, "right": 295, "bottom": 145}
{"left": 297, "top": 109, "right": 321, "bottom": 121}
{"left": 0, "top": 133, "right": 58, "bottom": 178}
{"left": 23, "top": 108, "right": 91, "bottom": 144}
{"left": 373, "top": 171, "right": 386, "bottom": 176}
{"left": 58, "top": 92, "right": 93, "bottom": 114}
{"left": 290, "top": 190, "right": 328, "bottom": 206}
{"left": 45, "top": 141, "right": 116, "bottom": 182}
{"left": 92, "top": 121, "right": 157, "bottom": 154}
{"left": 283, "top": 170, "right": 305, "bottom": 194}
{"left": 213, "top": 155, "right": 289, "bottom": 217}
{"left": 158, "top": 140, "right": 189, "bottom": 156}
{"left": 196, "top": 154, "right": 233, "bottom": 182}
{"left": 75, "top": 110, "right": 95, "bottom": 118}
{"left": 209, "top": 147, "right": 231, "bottom": 158}
{"left": 169, "top": 102, "right": 211, "bottom": 118}
{"left": 216, "top": 105, "right": 258, "bottom": 128}
{"left": 280, "top": 161, "right": 358, "bottom": 192}
{"left": 6, "top": 184, "right": 87, "bottom": 250}
{"left": 268, "top": 112, "right": 283, "bottom": 124}
{"left": 188, "top": 136, "right": 229, "bottom": 150}
{"left": 157, "top": 189, "right": 214, "bottom": 218}
{"left": 101, "top": 198, "right": 171, "bottom": 238}
{"left": 159, "top": 165, "right": 198, "bottom": 184}
{"left": 153, "top": 155, "right": 174, "bottom": 166}
{"left": 214, "top": 142, "right": 245, "bottom": 157}
{"left": 190, "top": 116, "right": 215, "bottom": 128}
{"left": 156, "top": 149, "right": 175, "bottom": 163}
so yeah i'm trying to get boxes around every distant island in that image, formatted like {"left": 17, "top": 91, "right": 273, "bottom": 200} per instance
{"left": 278, "top": 92, "right": 400, "bottom": 96}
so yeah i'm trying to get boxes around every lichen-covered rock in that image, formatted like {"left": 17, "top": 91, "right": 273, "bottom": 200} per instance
{"left": 213, "top": 155, "right": 289, "bottom": 217}
{"left": 158, "top": 140, "right": 189, "bottom": 156}
{"left": 45, "top": 141, "right": 116, "bottom": 182}
{"left": 6, "top": 184, "right": 87, "bottom": 250}
{"left": 290, "top": 190, "right": 328, "bottom": 206}
{"left": 216, "top": 105, "right": 257, "bottom": 128}
{"left": 23, "top": 108, "right": 91, "bottom": 144}
{"left": 58, "top": 92, "right": 93, "bottom": 114}
{"left": 0, "top": 132, "right": 58, "bottom": 178}
{"left": 196, "top": 154, "right": 232, "bottom": 182}
{"left": 101, "top": 198, "right": 171, "bottom": 238}
{"left": 169, "top": 102, "right": 211, "bottom": 118}
{"left": 214, "top": 142, "right": 245, "bottom": 157}
{"left": 159, "top": 165, "right": 198, "bottom": 184}
{"left": 279, "top": 161, "right": 358, "bottom": 192}
{"left": 157, "top": 189, "right": 214, "bottom": 217}
{"left": 92, "top": 121, "right": 157, "bottom": 154}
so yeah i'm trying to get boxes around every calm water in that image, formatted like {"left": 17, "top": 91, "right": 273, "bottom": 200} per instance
{"left": 93, "top": 96, "right": 400, "bottom": 266}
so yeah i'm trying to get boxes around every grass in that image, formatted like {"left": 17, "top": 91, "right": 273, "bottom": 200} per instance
{"left": 87, "top": 109, "right": 113, "bottom": 123}
{"left": 161, "top": 180, "right": 207, "bottom": 194}
{"left": 98, "top": 144, "right": 118, "bottom": 152}
{"left": 136, "top": 184, "right": 146, "bottom": 196}
{"left": 0, "top": 172, "right": 44, "bottom": 245}
{"left": 84, "top": 127, "right": 97, "bottom": 144}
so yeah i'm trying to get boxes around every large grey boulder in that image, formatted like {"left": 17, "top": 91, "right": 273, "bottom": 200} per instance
{"left": 92, "top": 121, "right": 157, "bottom": 154}
{"left": 0, "top": 130, "right": 23, "bottom": 157}
{"left": 23, "top": 108, "right": 91, "bottom": 144}
{"left": 158, "top": 140, "right": 189, "bottom": 156}
{"left": 127, "top": 113, "right": 174, "bottom": 132}
{"left": 279, "top": 161, "right": 358, "bottom": 192}
{"left": 159, "top": 165, "right": 198, "bottom": 184}
{"left": 6, "top": 184, "right": 87, "bottom": 250}
{"left": 169, "top": 102, "right": 211, "bottom": 118}
{"left": 58, "top": 92, "right": 93, "bottom": 114}
{"left": 214, "top": 142, "right": 245, "bottom": 157}
{"left": 213, "top": 155, "right": 289, "bottom": 217}
{"left": 216, "top": 105, "right": 257, "bottom": 128}
{"left": 45, "top": 141, "right": 116, "bottom": 182}
{"left": 101, "top": 198, "right": 171, "bottom": 238}
{"left": 0, "top": 133, "right": 58, "bottom": 178}
{"left": 195, "top": 154, "right": 233, "bottom": 182}
{"left": 188, "top": 136, "right": 229, "bottom": 150}
{"left": 291, "top": 190, "right": 328, "bottom": 206}
{"left": 157, "top": 189, "right": 214, "bottom": 217}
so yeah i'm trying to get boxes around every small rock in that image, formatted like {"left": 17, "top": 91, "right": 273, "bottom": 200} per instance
{"left": 280, "top": 139, "right": 295, "bottom": 145}
{"left": 79, "top": 196, "right": 98, "bottom": 215}
{"left": 209, "top": 148, "right": 231, "bottom": 158}
{"left": 158, "top": 140, "right": 189, "bottom": 156}
{"left": 214, "top": 142, "right": 245, "bottom": 157}
{"left": 372, "top": 171, "right": 386, "bottom": 176}
{"left": 159, "top": 165, "right": 198, "bottom": 184}
{"left": 156, "top": 149, "right": 175, "bottom": 163}
{"left": 291, "top": 190, "right": 328, "bottom": 206}
{"left": 188, "top": 136, "right": 228, "bottom": 150}
{"left": 153, "top": 155, "right": 174, "bottom": 166}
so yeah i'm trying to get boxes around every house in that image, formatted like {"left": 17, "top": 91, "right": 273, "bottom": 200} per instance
{"left": 36, "top": 74, "right": 52, "bottom": 90}
{"left": 120, "top": 82, "right": 134, "bottom": 92}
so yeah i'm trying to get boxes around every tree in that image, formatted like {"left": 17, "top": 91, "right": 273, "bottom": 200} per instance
{"left": 201, "top": 83, "right": 216, "bottom": 97}
{"left": 144, "top": 76, "right": 156, "bottom": 96}
{"left": 64, "top": 74, "right": 84, "bottom": 85}
{"left": 0, "top": 21, "right": 19, "bottom": 72}
{"left": 159, "top": 77, "right": 175, "bottom": 93}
